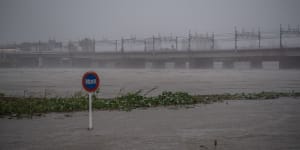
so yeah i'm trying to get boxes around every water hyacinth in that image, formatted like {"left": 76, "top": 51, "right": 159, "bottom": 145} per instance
{"left": 0, "top": 91, "right": 299, "bottom": 118}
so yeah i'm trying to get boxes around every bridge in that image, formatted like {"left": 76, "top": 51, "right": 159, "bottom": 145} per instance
{"left": 1, "top": 48, "right": 300, "bottom": 69}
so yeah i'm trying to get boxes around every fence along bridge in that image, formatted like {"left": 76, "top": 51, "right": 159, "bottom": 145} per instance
{"left": 1, "top": 25, "right": 300, "bottom": 69}
{"left": 1, "top": 47, "right": 300, "bottom": 69}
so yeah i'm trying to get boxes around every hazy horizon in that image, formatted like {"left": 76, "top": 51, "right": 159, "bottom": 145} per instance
{"left": 1, "top": 0, "right": 300, "bottom": 44}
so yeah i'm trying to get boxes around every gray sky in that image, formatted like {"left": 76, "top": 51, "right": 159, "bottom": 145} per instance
{"left": 0, "top": 0, "right": 299, "bottom": 44}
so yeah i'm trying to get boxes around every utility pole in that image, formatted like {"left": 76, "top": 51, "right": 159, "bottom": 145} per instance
{"left": 38, "top": 40, "right": 41, "bottom": 53}
{"left": 115, "top": 40, "right": 118, "bottom": 52}
{"left": 234, "top": 26, "right": 237, "bottom": 50}
{"left": 152, "top": 35, "right": 155, "bottom": 51}
{"left": 121, "top": 38, "right": 124, "bottom": 53}
{"left": 258, "top": 28, "right": 261, "bottom": 49}
{"left": 144, "top": 40, "right": 147, "bottom": 52}
{"left": 93, "top": 39, "right": 96, "bottom": 52}
{"left": 157, "top": 35, "right": 161, "bottom": 51}
{"left": 280, "top": 24, "right": 283, "bottom": 49}
{"left": 188, "top": 31, "right": 191, "bottom": 51}
{"left": 175, "top": 36, "right": 178, "bottom": 50}
{"left": 211, "top": 33, "right": 214, "bottom": 50}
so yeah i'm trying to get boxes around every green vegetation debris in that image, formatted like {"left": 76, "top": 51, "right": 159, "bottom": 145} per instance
{"left": 0, "top": 91, "right": 299, "bottom": 118}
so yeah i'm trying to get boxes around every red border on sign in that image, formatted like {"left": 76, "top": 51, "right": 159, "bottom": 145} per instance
{"left": 82, "top": 71, "right": 100, "bottom": 92}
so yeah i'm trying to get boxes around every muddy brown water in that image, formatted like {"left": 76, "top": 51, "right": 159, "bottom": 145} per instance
{"left": 0, "top": 68, "right": 300, "bottom": 98}
{"left": 1, "top": 68, "right": 300, "bottom": 149}
{"left": 1, "top": 98, "right": 300, "bottom": 150}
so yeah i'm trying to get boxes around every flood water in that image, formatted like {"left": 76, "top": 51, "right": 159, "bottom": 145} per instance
{"left": 0, "top": 68, "right": 300, "bottom": 97}
{"left": 1, "top": 98, "right": 300, "bottom": 150}
{"left": 1, "top": 68, "right": 300, "bottom": 150}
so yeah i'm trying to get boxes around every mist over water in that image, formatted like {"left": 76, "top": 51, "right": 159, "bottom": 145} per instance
{"left": 1, "top": 1, "right": 300, "bottom": 150}
{"left": 1, "top": 68, "right": 299, "bottom": 98}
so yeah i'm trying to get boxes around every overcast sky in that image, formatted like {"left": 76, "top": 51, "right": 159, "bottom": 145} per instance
{"left": 0, "top": 0, "right": 299, "bottom": 44}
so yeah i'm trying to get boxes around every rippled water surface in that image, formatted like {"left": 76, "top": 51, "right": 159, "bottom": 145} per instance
{"left": 0, "top": 68, "right": 300, "bottom": 97}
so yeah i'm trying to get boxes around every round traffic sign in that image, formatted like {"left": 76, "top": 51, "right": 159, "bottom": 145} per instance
{"left": 82, "top": 71, "right": 100, "bottom": 92}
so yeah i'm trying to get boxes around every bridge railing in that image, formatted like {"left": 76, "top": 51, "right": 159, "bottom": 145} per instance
{"left": 1, "top": 25, "right": 300, "bottom": 53}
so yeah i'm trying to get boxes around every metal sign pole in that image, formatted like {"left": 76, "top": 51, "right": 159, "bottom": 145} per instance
{"left": 82, "top": 71, "right": 99, "bottom": 130}
{"left": 88, "top": 93, "right": 93, "bottom": 130}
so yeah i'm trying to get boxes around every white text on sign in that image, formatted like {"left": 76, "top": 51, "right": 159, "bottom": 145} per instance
{"left": 85, "top": 79, "right": 96, "bottom": 85}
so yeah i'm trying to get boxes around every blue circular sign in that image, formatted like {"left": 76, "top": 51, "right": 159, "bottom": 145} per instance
{"left": 82, "top": 71, "right": 100, "bottom": 92}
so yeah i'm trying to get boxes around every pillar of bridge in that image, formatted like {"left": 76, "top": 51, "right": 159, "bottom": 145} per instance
{"left": 279, "top": 56, "right": 300, "bottom": 69}
{"left": 145, "top": 62, "right": 153, "bottom": 69}
{"left": 152, "top": 61, "right": 165, "bottom": 69}
{"left": 222, "top": 60, "right": 234, "bottom": 69}
{"left": 72, "top": 58, "right": 92, "bottom": 68}
{"left": 185, "top": 62, "right": 190, "bottom": 69}
{"left": 117, "top": 59, "right": 145, "bottom": 68}
{"left": 250, "top": 60, "right": 262, "bottom": 69}
{"left": 174, "top": 62, "right": 186, "bottom": 69}
{"left": 234, "top": 61, "right": 251, "bottom": 69}
{"left": 15, "top": 57, "right": 37, "bottom": 67}
{"left": 38, "top": 56, "right": 43, "bottom": 68}
{"left": 165, "top": 62, "right": 175, "bottom": 69}
{"left": 174, "top": 60, "right": 189, "bottom": 69}
{"left": 93, "top": 60, "right": 108, "bottom": 68}
{"left": 60, "top": 58, "right": 73, "bottom": 68}
{"left": 189, "top": 58, "right": 213, "bottom": 69}
{"left": 262, "top": 61, "right": 279, "bottom": 70}
{"left": 213, "top": 61, "right": 223, "bottom": 69}
{"left": 91, "top": 60, "right": 99, "bottom": 68}
{"left": 105, "top": 62, "right": 116, "bottom": 68}
{"left": 0, "top": 55, "right": 15, "bottom": 67}
{"left": 41, "top": 57, "right": 62, "bottom": 67}
{"left": 13, "top": 57, "right": 17, "bottom": 67}
{"left": 0, "top": 53, "right": 6, "bottom": 62}
{"left": 8, "top": 57, "right": 17, "bottom": 67}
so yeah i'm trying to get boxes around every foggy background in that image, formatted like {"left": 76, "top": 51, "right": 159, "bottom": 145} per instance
{"left": 1, "top": 1, "right": 300, "bottom": 150}
{"left": 1, "top": 0, "right": 300, "bottom": 44}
